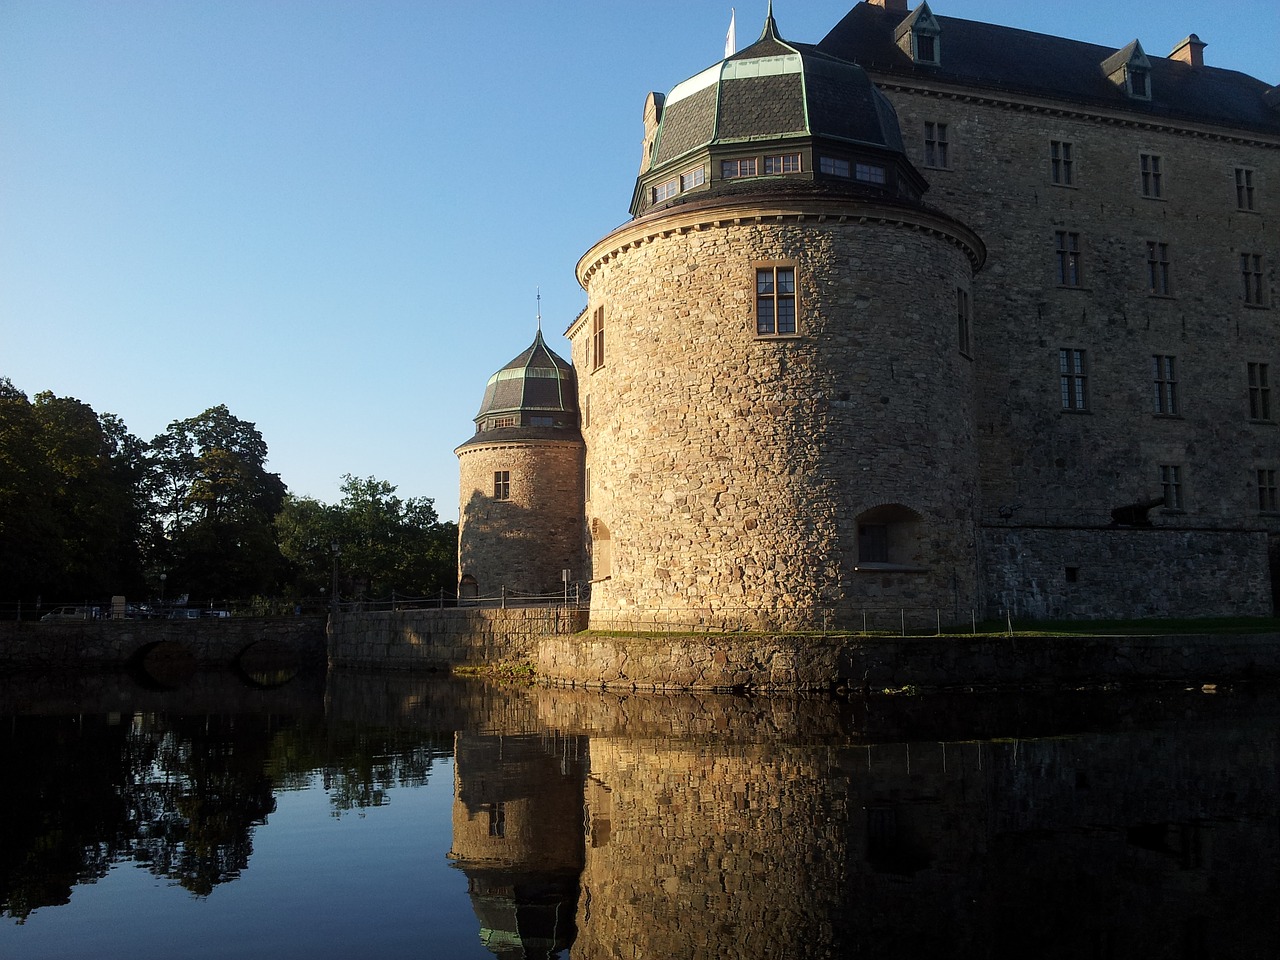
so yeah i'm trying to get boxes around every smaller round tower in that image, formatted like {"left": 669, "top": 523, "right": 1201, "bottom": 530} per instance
{"left": 455, "top": 329, "right": 584, "bottom": 601}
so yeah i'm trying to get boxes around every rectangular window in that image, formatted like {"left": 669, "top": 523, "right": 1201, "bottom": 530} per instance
{"left": 492, "top": 416, "right": 515, "bottom": 429}
{"left": 1140, "top": 153, "right": 1163, "bottom": 198}
{"left": 1259, "top": 469, "right": 1278, "bottom": 513}
{"left": 914, "top": 33, "right": 937, "bottom": 64}
{"left": 924, "top": 122, "right": 949, "bottom": 168}
{"left": 591, "top": 306, "right": 605, "bottom": 371}
{"left": 530, "top": 415, "right": 553, "bottom": 426}
{"left": 721, "top": 158, "right": 757, "bottom": 179}
{"left": 1248, "top": 362, "right": 1272, "bottom": 421}
{"left": 1055, "top": 231, "right": 1082, "bottom": 287}
{"left": 1147, "top": 241, "right": 1171, "bottom": 296}
{"left": 1059, "top": 348, "right": 1088, "bottom": 411}
{"left": 819, "top": 156, "right": 850, "bottom": 178}
{"left": 756, "top": 265, "right": 797, "bottom": 336}
{"left": 858, "top": 524, "right": 889, "bottom": 563}
{"left": 1128, "top": 67, "right": 1150, "bottom": 99}
{"left": 680, "top": 166, "right": 705, "bottom": 191}
{"left": 1241, "top": 253, "right": 1266, "bottom": 306}
{"left": 1160, "top": 464, "right": 1183, "bottom": 511}
{"left": 957, "top": 287, "right": 972, "bottom": 356}
{"left": 855, "top": 163, "right": 886, "bottom": 184}
{"left": 763, "top": 153, "right": 801, "bottom": 174}
{"left": 1152, "top": 355, "right": 1178, "bottom": 415}
{"left": 1235, "top": 167, "right": 1256, "bottom": 211}
{"left": 493, "top": 471, "right": 511, "bottom": 501}
{"left": 1050, "top": 140, "right": 1074, "bottom": 186}
{"left": 652, "top": 178, "right": 678, "bottom": 202}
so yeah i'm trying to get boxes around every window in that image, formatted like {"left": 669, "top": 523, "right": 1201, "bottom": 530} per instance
{"left": 924, "top": 122, "right": 949, "bottom": 168}
{"left": 756, "top": 265, "right": 797, "bottom": 336}
{"left": 858, "top": 524, "right": 889, "bottom": 563}
{"left": 764, "top": 153, "right": 801, "bottom": 174}
{"left": 486, "top": 802, "right": 506, "bottom": 838}
{"left": 1159, "top": 464, "right": 1183, "bottom": 511}
{"left": 1248, "top": 363, "right": 1272, "bottom": 421}
{"left": 1259, "top": 469, "right": 1279, "bottom": 513}
{"left": 591, "top": 306, "right": 605, "bottom": 370}
{"left": 1055, "top": 231, "right": 1082, "bottom": 287}
{"left": 1060, "top": 348, "right": 1088, "bottom": 411}
{"left": 680, "top": 166, "right": 705, "bottom": 191}
{"left": 1235, "top": 168, "right": 1256, "bottom": 211}
{"left": 1241, "top": 253, "right": 1267, "bottom": 306}
{"left": 652, "top": 178, "right": 678, "bottom": 202}
{"left": 914, "top": 32, "right": 938, "bottom": 65}
{"left": 1050, "top": 140, "right": 1074, "bottom": 186}
{"left": 855, "top": 163, "right": 886, "bottom": 185}
{"left": 721, "top": 158, "right": 757, "bottom": 178}
{"left": 492, "top": 416, "right": 515, "bottom": 429}
{"left": 854, "top": 504, "right": 923, "bottom": 567}
{"left": 957, "top": 287, "right": 972, "bottom": 356}
{"left": 1152, "top": 355, "right": 1178, "bottom": 415}
{"left": 530, "top": 415, "right": 553, "bottom": 426}
{"left": 1128, "top": 66, "right": 1150, "bottom": 99}
{"left": 1147, "top": 241, "right": 1171, "bottom": 296}
{"left": 1140, "top": 154, "right": 1163, "bottom": 198}
{"left": 493, "top": 471, "right": 510, "bottom": 501}
{"left": 819, "top": 156, "right": 850, "bottom": 178}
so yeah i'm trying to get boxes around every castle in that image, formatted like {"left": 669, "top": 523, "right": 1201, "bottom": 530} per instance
{"left": 457, "top": 0, "right": 1279, "bottom": 627}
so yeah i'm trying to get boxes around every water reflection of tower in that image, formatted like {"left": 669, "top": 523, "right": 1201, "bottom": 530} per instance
{"left": 448, "top": 732, "right": 588, "bottom": 959}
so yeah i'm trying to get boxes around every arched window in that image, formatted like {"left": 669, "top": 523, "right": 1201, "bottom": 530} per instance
{"left": 854, "top": 504, "right": 925, "bottom": 569}
{"left": 591, "top": 519, "right": 613, "bottom": 580}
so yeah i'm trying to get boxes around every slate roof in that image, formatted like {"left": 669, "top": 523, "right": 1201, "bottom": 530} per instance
{"left": 458, "top": 330, "right": 580, "bottom": 451}
{"left": 818, "top": 3, "right": 1280, "bottom": 136}
{"left": 649, "top": 13, "right": 906, "bottom": 169}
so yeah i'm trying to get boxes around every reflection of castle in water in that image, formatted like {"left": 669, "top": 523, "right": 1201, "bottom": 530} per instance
{"left": 442, "top": 685, "right": 1279, "bottom": 960}
{"left": 448, "top": 732, "right": 588, "bottom": 959}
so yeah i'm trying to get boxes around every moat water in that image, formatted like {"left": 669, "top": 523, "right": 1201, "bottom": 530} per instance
{"left": 2, "top": 670, "right": 1277, "bottom": 960}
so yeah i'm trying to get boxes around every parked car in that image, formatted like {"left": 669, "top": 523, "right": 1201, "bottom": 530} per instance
{"left": 202, "top": 610, "right": 231, "bottom": 618}
{"left": 167, "top": 609, "right": 202, "bottom": 620}
{"left": 41, "top": 606, "right": 95, "bottom": 622}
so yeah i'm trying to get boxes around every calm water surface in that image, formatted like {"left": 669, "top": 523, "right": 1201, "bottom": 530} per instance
{"left": 1, "top": 671, "right": 1277, "bottom": 959}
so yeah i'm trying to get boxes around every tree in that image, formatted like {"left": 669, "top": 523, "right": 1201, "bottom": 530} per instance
{"left": 277, "top": 475, "right": 456, "bottom": 602}
{"left": 148, "top": 405, "right": 286, "bottom": 602}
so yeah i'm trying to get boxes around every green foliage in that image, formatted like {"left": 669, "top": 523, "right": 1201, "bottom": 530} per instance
{"left": 277, "top": 474, "right": 456, "bottom": 600}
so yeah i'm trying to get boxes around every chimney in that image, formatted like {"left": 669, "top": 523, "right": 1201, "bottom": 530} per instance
{"left": 1169, "top": 34, "right": 1206, "bottom": 68}
{"left": 867, "top": 0, "right": 909, "bottom": 13}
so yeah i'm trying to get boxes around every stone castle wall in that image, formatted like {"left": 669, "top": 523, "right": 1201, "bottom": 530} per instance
{"left": 571, "top": 198, "right": 983, "bottom": 628}
{"left": 457, "top": 438, "right": 585, "bottom": 597}
{"left": 879, "top": 79, "right": 1280, "bottom": 613}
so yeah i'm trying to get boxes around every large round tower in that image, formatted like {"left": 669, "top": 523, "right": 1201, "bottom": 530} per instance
{"left": 571, "top": 11, "right": 985, "bottom": 630}
{"left": 455, "top": 330, "right": 585, "bottom": 600}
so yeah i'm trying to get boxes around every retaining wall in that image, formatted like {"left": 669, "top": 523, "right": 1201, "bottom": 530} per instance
{"left": 536, "top": 631, "right": 1280, "bottom": 692}
{"left": 326, "top": 607, "right": 588, "bottom": 670}
{"left": 0, "top": 616, "right": 327, "bottom": 670}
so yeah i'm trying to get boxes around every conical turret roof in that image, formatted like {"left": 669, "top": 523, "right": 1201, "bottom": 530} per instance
{"left": 456, "top": 330, "right": 581, "bottom": 450}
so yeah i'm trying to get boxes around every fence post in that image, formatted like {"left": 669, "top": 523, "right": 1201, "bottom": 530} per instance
{"left": 501, "top": 585, "right": 506, "bottom": 609}
{"left": 936, "top": 609, "right": 941, "bottom": 636}
{"left": 901, "top": 609, "right": 906, "bottom": 637}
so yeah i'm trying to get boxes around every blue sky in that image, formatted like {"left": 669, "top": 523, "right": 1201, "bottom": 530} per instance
{"left": 3, "top": 0, "right": 1276, "bottom": 521}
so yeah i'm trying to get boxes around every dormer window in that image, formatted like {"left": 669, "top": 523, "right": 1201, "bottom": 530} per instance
{"left": 895, "top": 2, "right": 941, "bottom": 66}
{"left": 1103, "top": 41, "right": 1152, "bottom": 101}
{"left": 1127, "top": 65, "right": 1150, "bottom": 99}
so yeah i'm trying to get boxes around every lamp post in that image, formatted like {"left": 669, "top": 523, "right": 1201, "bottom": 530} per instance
{"left": 159, "top": 573, "right": 167, "bottom": 608}
{"left": 330, "top": 540, "right": 340, "bottom": 616}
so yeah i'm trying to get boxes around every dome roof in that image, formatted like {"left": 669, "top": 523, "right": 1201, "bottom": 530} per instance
{"left": 458, "top": 330, "right": 580, "bottom": 447}
{"left": 632, "top": 10, "right": 925, "bottom": 218}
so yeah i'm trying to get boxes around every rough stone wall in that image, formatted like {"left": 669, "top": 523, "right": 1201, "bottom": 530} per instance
{"left": 572, "top": 202, "right": 980, "bottom": 628}
{"left": 0, "top": 616, "right": 326, "bottom": 669}
{"left": 457, "top": 438, "right": 585, "bottom": 597}
{"left": 326, "top": 607, "right": 586, "bottom": 670}
{"left": 982, "top": 526, "right": 1272, "bottom": 619}
{"left": 536, "top": 631, "right": 1280, "bottom": 691}
{"left": 879, "top": 82, "right": 1280, "bottom": 612}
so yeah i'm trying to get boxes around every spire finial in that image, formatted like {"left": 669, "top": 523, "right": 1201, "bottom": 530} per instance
{"left": 536, "top": 287, "right": 542, "bottom": 333}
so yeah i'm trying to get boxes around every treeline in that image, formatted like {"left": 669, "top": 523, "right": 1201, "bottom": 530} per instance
{"left": 0, "top": 378, "right": 456, "bottom": 611}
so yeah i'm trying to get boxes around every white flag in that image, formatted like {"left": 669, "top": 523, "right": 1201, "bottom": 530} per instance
{"left": 725, "top": 8, "right": 736, "bottom": 58}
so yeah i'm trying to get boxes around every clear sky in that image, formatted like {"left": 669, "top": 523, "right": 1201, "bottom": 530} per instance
{"left": 3, "top": 0, "right": 1277, "bottom": 521}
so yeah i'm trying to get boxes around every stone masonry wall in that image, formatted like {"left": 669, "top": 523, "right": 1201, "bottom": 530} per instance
{"left": 457, "top": 438, "right": 585, "bottom": 597}
{"left": 880, "top": 78, "right": 1280, "bottom": 607}
{"left": 982, "top": 526, "right": 1272, "bottom": 619}
{"left": 327, "top": 606, "right": 587, "bottom": 670}
{"left": 572, "top": 199, "right": 981, "bottom": 629}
